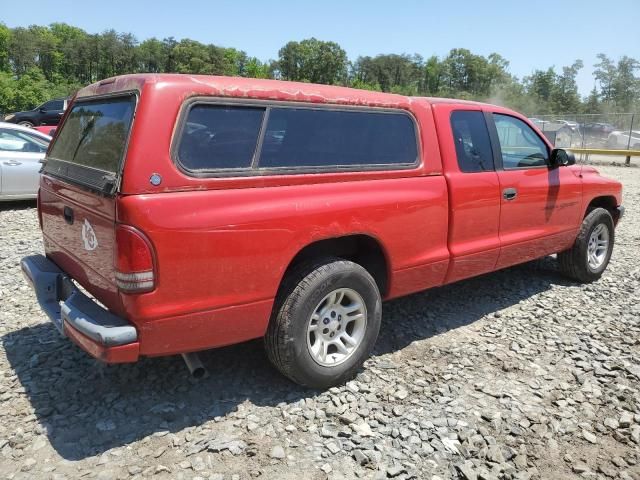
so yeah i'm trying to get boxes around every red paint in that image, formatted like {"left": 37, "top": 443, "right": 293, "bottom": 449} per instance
{"left": 40, "top": 182, "right": 121, "bottom": 314}
{"left": 64, "top": 323, "right": 140, "bottom": 363}
{"left": 32, "top": 125, "right": 56, "bottom": 137}
{"left": 37, "top": 74, "right": 623, "bottom": 362}
{"left": 433, "top": 103, "right": 502, "bottom": 283}
{"left": 494, "top": 167, "right": 582, "bottom": 269}
{"left": 138, "top": 298, "right": 274, "bottom": 356}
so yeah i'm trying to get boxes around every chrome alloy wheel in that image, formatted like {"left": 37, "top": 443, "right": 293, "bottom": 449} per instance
{"left": 587, "top": 223, "right": 609, "bottom": 270}
{"left": 306, "top": 288, "right": 367, "bottom": 367}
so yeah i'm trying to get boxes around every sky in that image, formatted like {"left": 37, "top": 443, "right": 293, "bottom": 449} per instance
{"left": 3, "top": 0, "right": 639, "bottom": 96}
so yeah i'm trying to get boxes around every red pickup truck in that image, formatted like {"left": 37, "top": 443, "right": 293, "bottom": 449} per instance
{"left": 21, "top": 74, "right": 623, "bottom": 388}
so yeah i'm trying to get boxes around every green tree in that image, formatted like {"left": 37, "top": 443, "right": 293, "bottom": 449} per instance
{"left": 524, "top": 68, "right": 556, "bottom": 113}
{"left": 9, "top": 27, "right": 39, "bottom": 76}
{"left": 222, "top": 48, "right": 248, "bottom": 76}
{"left": 0, "top": 22, "right": 638, "bottom": 116}
{"left": 423, "top": 55, "right": 442, "bottom": 95}
{"left": 0, "top": 71, "right": 17, "bottom": 112}
{"left": 352, "top": 54, "right": 423, "bottom": 94}
{"left": 138, "top": 38, "right": 167, "bottom": 73}
{"left": 50, "top": 23, "right": 91, "bottom": 82}
{"left": 162, "top": 37, "right": 178, "bottom": 72}
{"left": 551, "top": 60, "right": 583, "bottom": 113}
{"left": 172, "top": 39, "right": 212, "bottom": 74}
{"left": 594, "top": 54, "right": 639, "bottom": 111}
{"left": 439, "top": 49, "right": 510, "bottom": 98}
{"left": 8, "top": 68, "right": 50, "bottom": 111}
{"left": 594, "top": 54, "right": 616, "bottom": 104}
{"left": 583, "top": 87, "right": 602, "bottom": 114}
{"left": 243, "top": 57, "right": 271, "bottom": 79}
{"left": 276, "top": 38, "right": 347, "bottom": 84}
{"left": 0, "top": 24, "right": 12, "bottom": 73}
{"left": 612, "top": 56, "right": 640, "bottom": 111}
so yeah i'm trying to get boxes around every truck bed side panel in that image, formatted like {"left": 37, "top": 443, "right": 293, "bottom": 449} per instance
{"left": 117, "top": 176, "right": 449, "bottom": 355}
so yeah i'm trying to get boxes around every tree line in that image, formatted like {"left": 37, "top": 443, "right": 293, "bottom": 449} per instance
{"left": 0, "top": 23, "right": 638, "bottom": 116}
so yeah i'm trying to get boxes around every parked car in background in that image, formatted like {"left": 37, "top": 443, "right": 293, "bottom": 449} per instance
{"left": 3, "top": 98, "right": 69, "bottom": 128}
{"left": 33, "top": 125, "right": 57, "bottom": 137}
{"left": 0, "top": 122, "right": 51, "bottom": 200}
{"left": 579, "top": 122, "right": 616, "bottom": 144}
{"left": 606, "top": 130, "right": 640, "bottom": 150}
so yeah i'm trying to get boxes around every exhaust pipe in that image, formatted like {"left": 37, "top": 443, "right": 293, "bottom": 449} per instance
{"left": 181, "top": 352, "right": 207, "bottom": 379}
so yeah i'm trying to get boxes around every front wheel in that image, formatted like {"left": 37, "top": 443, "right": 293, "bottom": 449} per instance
{"left": 17, "top": 120, "right": 35, "bottom": 128}
{"left": 558, "top": 208, "right": 614, "bottom": 283}
{"left": 265, "top": 258, "right": 382, "bottom": 388}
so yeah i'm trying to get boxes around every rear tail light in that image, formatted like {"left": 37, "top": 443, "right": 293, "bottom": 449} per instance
{"left": 115, "top": 225, "right": 156, "bottom": 293}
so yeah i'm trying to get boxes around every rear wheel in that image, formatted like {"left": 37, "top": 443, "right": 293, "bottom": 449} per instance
{"left": 265, "top": 258, "right": 381, "bottom": 388}
{"left": 558, "top": 208, "right": 614, "bottom": 283}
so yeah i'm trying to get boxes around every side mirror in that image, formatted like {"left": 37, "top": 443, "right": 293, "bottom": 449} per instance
{"left": 550, "top": 148, "right": 575, "bottom": 168}
{"left": 39, "top": 107, "right": 46, "bottom": 113}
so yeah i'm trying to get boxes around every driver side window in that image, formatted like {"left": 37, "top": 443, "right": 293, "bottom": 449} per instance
{"left": 494, "top": 114, "right": 549, "bottom": 169}
{"left": 41, "top": 100, "right": 64, "bottom": 111}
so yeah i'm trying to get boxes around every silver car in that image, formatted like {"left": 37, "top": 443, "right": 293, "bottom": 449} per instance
{"left": 0, "top": 122, "right": 51, "bottom": 200}
{"left": 607, "top": 130, "right": 640, "bottom": 150}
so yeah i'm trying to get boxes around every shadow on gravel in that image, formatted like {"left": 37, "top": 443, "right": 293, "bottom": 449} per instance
{"left": 0, "top": 199, "right": 37, "bottom": 211}
{"left": 2, "top": 256, "right": 574, "bottom": 460}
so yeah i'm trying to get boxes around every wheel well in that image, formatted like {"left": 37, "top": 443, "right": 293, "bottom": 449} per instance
{"left": 283, "top": 235, "right": 390, "bottom": 296}
{"left": 586, "top": 196, "right": 620, "bottom": 223}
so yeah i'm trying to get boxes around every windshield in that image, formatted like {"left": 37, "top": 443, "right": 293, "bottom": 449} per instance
{"left": 48, "top": 95, "right": 136, "bottom": 173}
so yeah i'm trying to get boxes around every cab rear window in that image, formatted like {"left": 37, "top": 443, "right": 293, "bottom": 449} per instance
{"left": 47, "top": 95, "right": 136, "bottom": 174}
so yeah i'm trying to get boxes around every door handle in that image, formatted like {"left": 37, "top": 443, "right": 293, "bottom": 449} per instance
{"left": 503, "top": 188, "right": 518, "bottom": 201}
{"left": 63, "top": 206, "right": 74, "bottom": 225}
{"left": 3, "top": 161, "right": 21, "bottom": 166}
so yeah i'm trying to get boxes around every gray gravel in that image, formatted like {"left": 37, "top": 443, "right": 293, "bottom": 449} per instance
{"left": 1, "top": 165, "right": 639, "bottom": 480}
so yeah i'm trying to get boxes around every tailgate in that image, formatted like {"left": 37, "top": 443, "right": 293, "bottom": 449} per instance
{"left": 39, "top": 94, "right": 137, "bottom": 315}
{"left": 40, "top": 181, "right": 121, "bottom": 313}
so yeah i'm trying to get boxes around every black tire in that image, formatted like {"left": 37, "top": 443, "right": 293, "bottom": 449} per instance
{"left": 558, "top": 208, "right": 614, "bottom": 283}
{"left": 265, "top": 257, "right": 382, "bottom": 388}
{"left": 17, "top": 120, "right": 34, "bottom": 128}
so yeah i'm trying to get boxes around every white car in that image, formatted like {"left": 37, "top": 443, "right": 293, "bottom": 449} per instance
{"left": 0, "top": 122, "right": 51, "bottom": 200}
{"left": 607, "top": 130, "right": 640, "bottom": 150}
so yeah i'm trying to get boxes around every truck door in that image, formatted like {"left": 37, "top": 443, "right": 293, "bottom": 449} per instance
{"left": 488, "top": 113, "right": 582, "bottom": 269}
{"left": 435, "top": 107, "right": 502, "bottom": 284}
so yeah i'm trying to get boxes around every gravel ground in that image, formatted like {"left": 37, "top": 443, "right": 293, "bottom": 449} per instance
{"left": 1, "top": 165, "right": 639, "bottom": 480}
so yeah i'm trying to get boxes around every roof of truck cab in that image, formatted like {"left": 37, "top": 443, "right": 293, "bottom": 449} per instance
{"left": 419, "top": 97, "right": 495, "bottom": 108}
{"left": 76, "top": 74, "right": 409, "bottom": 108}
{"left": 76, "top": 74, "right": 503, "bottom": 111}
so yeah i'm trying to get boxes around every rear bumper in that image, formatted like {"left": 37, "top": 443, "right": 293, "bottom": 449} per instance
{"left": 20, "top": 254, "right": 139, "bottom": 363}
